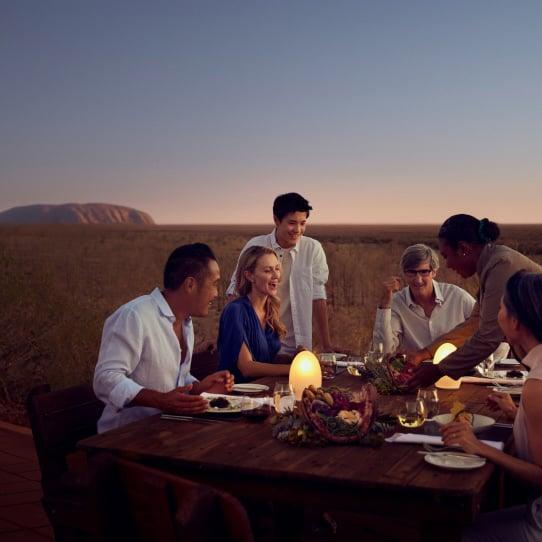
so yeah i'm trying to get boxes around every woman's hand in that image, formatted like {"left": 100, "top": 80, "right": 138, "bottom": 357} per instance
{"left": 441, "top": 421, "right": 485, "bottom": 455}
{"left": 486, "top": 392, "right": 518, "bottom": 420}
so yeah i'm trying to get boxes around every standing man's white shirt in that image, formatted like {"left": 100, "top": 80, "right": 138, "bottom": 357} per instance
{"left": 94, "top": 287, "right": 197, "bottom": 433}
{"left": 226, "top": 230, "right": 328, "bottom": 353}
{"left": 373, "top": 281, "right": 475, "bottom": 354}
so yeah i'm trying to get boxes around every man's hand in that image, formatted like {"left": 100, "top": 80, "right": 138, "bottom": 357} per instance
{"left": 156, "top": 385, "right": 209, "bottom": 414}
{"left": 191, "top": 370, "right": 234, "bottom": 395}
{"left": 379, "top": 276, "right": 402, "bottom": 308}
{"left": 406, "top": 363, "right": 442, "bottom": 391}
{"left": 405, "top": 348, "right": 432, "bottom": 368}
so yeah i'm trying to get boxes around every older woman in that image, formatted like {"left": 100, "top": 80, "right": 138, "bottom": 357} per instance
{"left": 408, "top": 215, "right": 541, "bottom": 389}
{"left": 217, "top": 246, "right": 291, "bottom": 383}
{"left": 373, "top": 243, "right": 476, "bottom": 355}
{"left": 442, "top": 271, "right": 542, "bottom": 541}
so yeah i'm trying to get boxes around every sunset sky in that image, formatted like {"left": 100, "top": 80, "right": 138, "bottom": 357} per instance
{"left": 1, "top": 1, "right": 541, "bottom": 224}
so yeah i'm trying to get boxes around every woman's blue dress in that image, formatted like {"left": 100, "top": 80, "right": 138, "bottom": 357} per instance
{"left": 217, "top": 297, "right": 281, "bottom": 383}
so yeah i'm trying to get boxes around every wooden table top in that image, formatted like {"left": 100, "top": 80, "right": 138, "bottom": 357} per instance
{"left": 79, "top": 372, "right": 512, "bottom": 517}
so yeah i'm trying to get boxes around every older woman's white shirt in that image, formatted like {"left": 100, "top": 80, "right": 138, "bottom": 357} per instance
{"left": 373, "top": 281, "right": 475, "bottom": 354}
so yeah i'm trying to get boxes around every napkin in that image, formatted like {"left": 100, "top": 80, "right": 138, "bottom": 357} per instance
{"left": 201, "top": 392, "right": 272, "bottom": 406}
{"left": 385, "top": 432, "right": 504, "bottom": 451}
{"left": 461, "top": 376, "right": 525, "bottom": 386}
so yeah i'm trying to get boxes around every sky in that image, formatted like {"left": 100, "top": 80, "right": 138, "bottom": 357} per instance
{"left": 1, "top": 1, "right": 541, "bottom": 224}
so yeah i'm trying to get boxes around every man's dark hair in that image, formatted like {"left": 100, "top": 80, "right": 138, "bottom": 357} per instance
{"left": 438, "top": 214, "right": 500, "bottom": 249}
{"left": 272, "top": 192, "right": 313, "bottom": 221}
{"left": 163, "top": 243, "right": 216, "bottom": 290}
{"left": 503, "top": 271, "right": 542, "bottom": 342}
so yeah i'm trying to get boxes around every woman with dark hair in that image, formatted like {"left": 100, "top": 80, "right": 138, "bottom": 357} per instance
{"left": 218, "top": 246, "right": 291, "bottom": 383}
{"left": 441, "top": 271, "right": 542, "bottom": 541}
{"left": 408, "top": 214, "right": 541, "bottom": 389}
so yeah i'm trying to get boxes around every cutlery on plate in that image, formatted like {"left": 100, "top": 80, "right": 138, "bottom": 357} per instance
{"left": 417, "top": 451, "right": 483, "bottom": 460}
{"left": 161, "top": 414, "right": 222, "bottom": 424}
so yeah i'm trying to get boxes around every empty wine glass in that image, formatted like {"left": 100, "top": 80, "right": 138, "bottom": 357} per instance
{"left": 417, "top": 389, "right": 439, "bottom": 419}
{"left": 318, "top": 353, "right": 337, "bottom": 381}
{"left": 273, "top": 383, "right": 295, "bottom": 414}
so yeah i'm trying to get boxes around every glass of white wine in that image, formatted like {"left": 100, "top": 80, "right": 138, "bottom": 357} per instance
{"left": 273, "top": 383, "right": 295, "bottom": 414}
{"left": 397, "top": 399, "right": 426, "bottom": 428}
{"left": 417, "top": 389, "right": 439, "bottom": 419}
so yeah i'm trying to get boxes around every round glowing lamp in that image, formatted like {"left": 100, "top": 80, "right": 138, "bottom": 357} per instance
{"left": 289, "top": 351, "right": 322, "bottom": 400}
{"left": 433, "top": 343, "right": 461, "bottom": 390}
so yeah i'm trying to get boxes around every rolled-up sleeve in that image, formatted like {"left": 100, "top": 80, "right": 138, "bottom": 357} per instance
{"left": 373, "top": 307, "right": 402, "bottom": 354}
{"left": 311, "top": 243, "right": 329, "bottom": 300}
{"left": 440, "top": 260, "right": 514, "bottom": 378}
{"left": 93, "top": 308, "right": 145, "bottom": 409}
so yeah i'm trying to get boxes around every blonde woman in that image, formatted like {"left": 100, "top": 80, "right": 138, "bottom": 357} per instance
{"left": 218, "top": 246, "right": 291, "bottom": 383}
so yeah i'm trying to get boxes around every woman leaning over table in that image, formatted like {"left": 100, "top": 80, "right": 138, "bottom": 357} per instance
{"left": 442, "top": 271, "right": 542, "bottom": 541}
{"left": 217, "top": 245, "right": 291, "bottom": 383}
{"left": 407, "top": 214, "right": 541, "bottom": 390}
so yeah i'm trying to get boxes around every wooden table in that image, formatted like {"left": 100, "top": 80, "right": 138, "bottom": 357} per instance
{"left": 79, "top": 373, "right": 512, "bottom": 541}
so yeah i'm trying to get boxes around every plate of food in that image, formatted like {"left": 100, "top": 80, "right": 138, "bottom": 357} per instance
{"left": 432, "top": 401, "right": 495, "bottom": 433}
{"left": 232, "top": 383, "right": 270, "bottom": 394}
{"left": 205, "top": 396, "right": 243, "bottom": 414}
{"left": 424, "top": 452, "right": 486, "bottom": 470}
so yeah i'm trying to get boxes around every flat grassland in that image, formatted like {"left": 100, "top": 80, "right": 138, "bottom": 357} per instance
{"left": 1, "top": 223, "right": 541, "bottom": 423}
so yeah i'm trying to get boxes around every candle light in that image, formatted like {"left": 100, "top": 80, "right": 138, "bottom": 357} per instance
{"left": 289, "top": 351, "right": 322, "bottom": 400}
{"left": 433, "top": 343, "right": 461, "bottom": 390}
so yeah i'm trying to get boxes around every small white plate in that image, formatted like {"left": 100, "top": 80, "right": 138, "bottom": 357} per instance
{"left": 432, "top": 413, "right": 495, "bottom": 433}
{"left": 424, "top": 453, "right": 486, "bottom": 470}
{"left": 232, "top": 383, "right": 270, "bottom": 394}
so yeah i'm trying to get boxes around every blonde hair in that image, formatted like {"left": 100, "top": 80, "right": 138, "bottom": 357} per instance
{"left": 235, "top": 246, "right": 286, "bottom": 339}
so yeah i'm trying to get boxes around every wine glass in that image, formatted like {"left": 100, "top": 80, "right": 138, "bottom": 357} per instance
{"left": 318, "top": 353, "right": 337, "bottom": 381}
{"left": 480, "top": 354, "right": 496, "bottom": 377}
{"left": 397, "top": 399, "right": 426, "bottom": 428}
{"left": 273, "top": 383, "right": 295, "bottom": 414}
{"left": 417, "top": 389, "right": 439, "bottom": 419}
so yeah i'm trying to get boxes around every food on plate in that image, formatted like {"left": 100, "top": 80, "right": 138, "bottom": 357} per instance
{"left": 209, "top": 397, "right": 231, "bottom": 409}
{"left": 506, "top": 369, "right": 524, "bottom": 379}
{"left": 450, "top": 401, "right": 474, "bottom": 426}
{"left": 299, "top": 384, "right": 376, "bottom": 443}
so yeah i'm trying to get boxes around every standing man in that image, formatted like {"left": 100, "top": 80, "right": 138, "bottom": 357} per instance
{"left": 94, "top": 243, "right": 233, "bottom": 433}
{"left": 227, "top": 192, "right": 340, "bottom": 355}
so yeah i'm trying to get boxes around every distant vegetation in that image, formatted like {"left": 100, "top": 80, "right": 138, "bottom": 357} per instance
{"left": 1, "top": 223, "right": 541, "bottom": 424}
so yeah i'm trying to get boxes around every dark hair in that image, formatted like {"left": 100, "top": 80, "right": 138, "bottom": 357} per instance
{"left": 503, "top": 271, "right": 542, "bottom": 342}
{"left": 438, "top": 214, "right": 500, "bottom": 249}
{"left": 163, "top": 243, "right": 216, "bottom": 290}
{"left": 272, "top": 192, "right": 312, "bottom": 221}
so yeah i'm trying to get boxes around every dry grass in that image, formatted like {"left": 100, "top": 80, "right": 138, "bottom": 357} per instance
{"left": 1, "top": 223, "right": 541, "bottom": 423}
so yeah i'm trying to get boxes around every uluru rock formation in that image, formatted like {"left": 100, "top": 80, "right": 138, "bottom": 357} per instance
{"left": 0, "top": 203, "right": 155, "bottom": 225}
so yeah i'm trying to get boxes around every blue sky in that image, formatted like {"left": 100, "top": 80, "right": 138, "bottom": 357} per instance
{"left": 1, "top": 1, "right": 541, "bottom": 223}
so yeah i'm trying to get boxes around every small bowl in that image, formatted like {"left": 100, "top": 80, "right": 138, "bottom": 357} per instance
{"left": 432, "top": 413, "right": 495, "bottom": 433}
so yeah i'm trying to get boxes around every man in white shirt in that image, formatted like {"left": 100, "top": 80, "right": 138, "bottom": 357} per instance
{"left": 94, "top": 243, "right": 233, "bottom": 433}
{"left": 373, "top": 243, "right": 508, "bottom": 359}
{"left": 226, "top": 192, "right": 339, "bottom": 355}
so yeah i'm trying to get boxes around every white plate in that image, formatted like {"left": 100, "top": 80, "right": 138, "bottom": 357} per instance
{"left": 232, "top": 383, "right": 270, "bottom": 394}
{"left": 320, "top": 352, "right": 347, "bottom": 360}
{"left": 432, "top": 413, "right": 495, "bottom": 433}
{"left": 424, "top": 453, "right": 486, "bottom": 470}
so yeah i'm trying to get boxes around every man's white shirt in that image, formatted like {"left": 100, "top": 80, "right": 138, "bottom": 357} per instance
{"left": 226, "top": 231, "right": 328, "bottom": 352}
{"left": 93, "top": 287, "right": 197, "bottom": 433}
{"left": 373, "top": 281, "right": 475, "bottom": 354}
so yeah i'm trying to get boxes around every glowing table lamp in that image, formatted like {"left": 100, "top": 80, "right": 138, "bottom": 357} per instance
{"left": 433, "top": 343, "right": 461, "bottom": 390}
{"left": 289, "top": 351, "right": 322, "bottom": 400}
